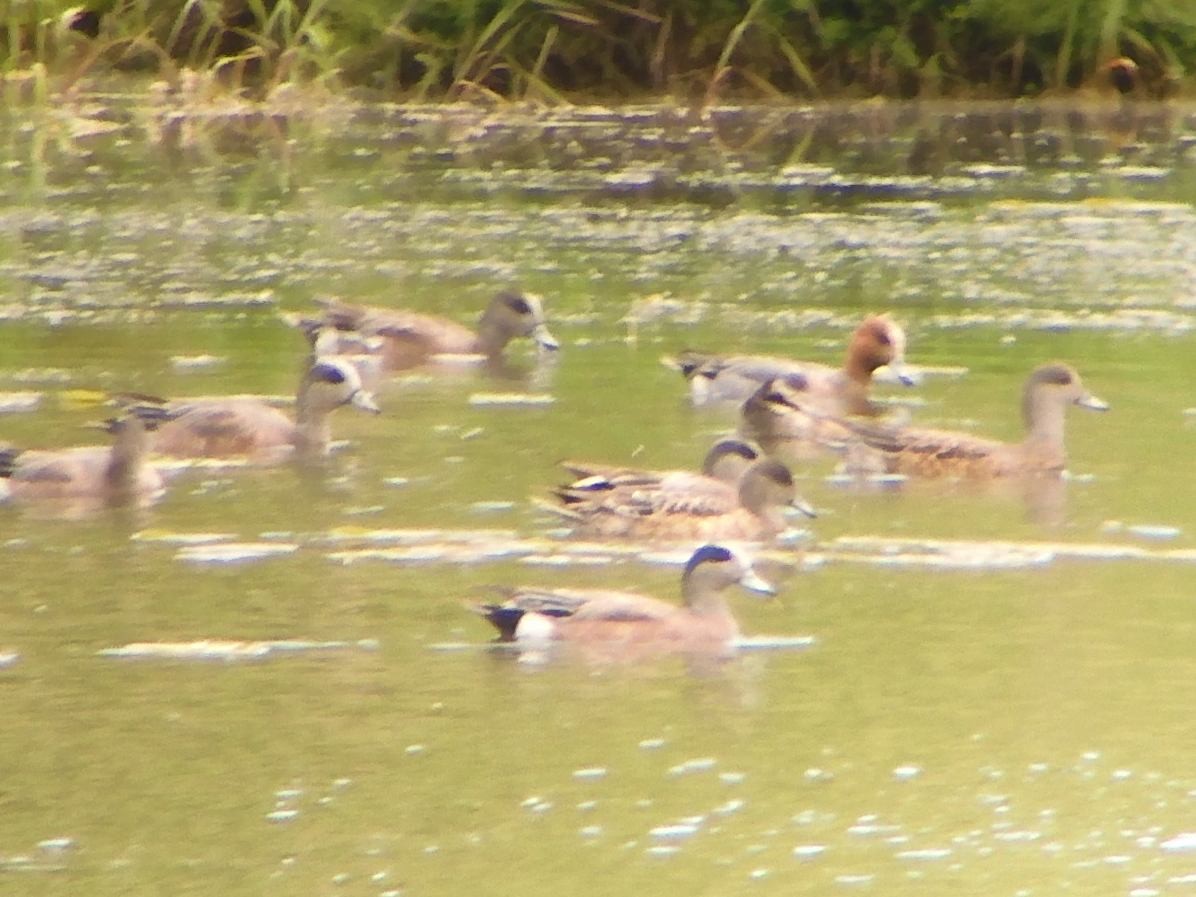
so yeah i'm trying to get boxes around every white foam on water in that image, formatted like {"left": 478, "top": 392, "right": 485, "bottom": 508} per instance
{"left": 175, "top": 542, "right": 298, "bottom": 565}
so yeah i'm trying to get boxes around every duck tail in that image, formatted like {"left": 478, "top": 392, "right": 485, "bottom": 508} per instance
{"left": 0, "top": 446, "right": 23, "bottom": 478}
{"left": 532, "top": 496, "right": 585, "bottom": 520}
{"left": 464, "top": 600, "right": 525, "bottom": 642}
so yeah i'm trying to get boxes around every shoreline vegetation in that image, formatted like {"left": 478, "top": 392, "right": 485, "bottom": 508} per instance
{"left": 0, "top": 1, "right": 1193, "bottom": 105}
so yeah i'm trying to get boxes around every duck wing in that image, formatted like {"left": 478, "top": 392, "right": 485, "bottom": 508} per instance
{"left": 848, "top": 419, "right": 1009, "bottom": 475}
{"left": 9, "top": 454, "right": 79, "bottom": 484}
{"left": 555, "top": 474, "right": 738, "bottom": 519}
{"left": 503, "top": 587, "right": 677, "bottom": 622}
{"left": 154, "top": 400, "right": 294, "bottom": 456}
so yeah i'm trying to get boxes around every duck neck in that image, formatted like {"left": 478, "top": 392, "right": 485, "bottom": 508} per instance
{"left": 294, "top": 389, "right": 331, "bottom": 455}
{"left": 704, "top": 454, "right": 753, "bottom": 485}
{"left": 474, "top": 308, "right": 511, "bottom": 358}
{"left": 738, "top": 476, "right": 786, "bottom": 533}
{"left": 842, "top": 345, "right": 877, "bottom": 385}
{"left": 739, "top": 398, "right": 768, "bottom": 444}
{"left": 105, "top": 422, "right": 149, "bottom": 493}
{"left": 681, "top": 578, "right": 738, "bottom": 631}
{"left": 1021, "top": 393, "right": 1068, "bottom": 464}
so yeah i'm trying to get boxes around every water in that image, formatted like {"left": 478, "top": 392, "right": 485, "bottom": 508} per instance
{"left": 1, "top": 96, "right": 1195, "bottom": 896}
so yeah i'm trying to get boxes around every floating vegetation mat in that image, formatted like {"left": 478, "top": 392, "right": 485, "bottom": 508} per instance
{"left": 829, "top": 536, "right": 1196, "bottom": 565}
{"left": 427, "top": 635, "right": 815, "bottom": 654}
{"left": 98, "top": 639, "right": 380, "bottom": 661}
{"left": 0, "top": 392, "right": 43, "bottom": 413}
{"left": 132, "top": 529, "right": 238, "bottom": 545}
{"left": 467, "top": 393, "right": 556, "bottom": 407}
{"left": 175, "top": 542, "right": 299, "bottom": 565}
{"left": 137, "top": 527, "right": 1196, "bottom": 571}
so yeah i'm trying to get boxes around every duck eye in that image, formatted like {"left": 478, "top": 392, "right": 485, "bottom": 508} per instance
{"left": 506, "top": 295, "right": 532, "bottom": 315}
{"left": 1040, "top": 366, "right": 1074, "bottom": 386}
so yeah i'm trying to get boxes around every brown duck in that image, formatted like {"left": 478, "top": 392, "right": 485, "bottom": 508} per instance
{"left": 124, "top": 356, "right": 380, "bottom": 462}
{"left": 558, "top": 438, "right": 764, "bottom": 518}
{"left": 549, "top": 458, "right": 814, "bottom": 541}
{"left": 738, "top": 375, "right": 858, "bottom": 461}
{"left": 0, "top": 414, "right": 163, "bottom": 508}
{"left": 668, "top": 314, "right": 916, "bottom": 411}
{"left": 306, "top": 290, "right": 559, "bottom": 371}
{"left": 844, "top": 362, "right": 1108, "bottom": 478}
{"left": 468, "top": 544, "right": 776, "bottom": 654}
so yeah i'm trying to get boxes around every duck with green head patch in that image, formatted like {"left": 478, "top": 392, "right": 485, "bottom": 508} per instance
{"left": 121, "top": 356, "right": 380, "bottom": 463}
{"left": 468, "top": 544, "right": 777, "bottom": 656}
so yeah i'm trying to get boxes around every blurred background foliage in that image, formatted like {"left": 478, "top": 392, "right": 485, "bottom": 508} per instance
{"left": 2, "top": 0, "right": 1195, "bottom": 98}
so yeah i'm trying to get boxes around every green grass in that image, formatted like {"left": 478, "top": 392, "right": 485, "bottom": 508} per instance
{"left": 3, "top": 0, "right": 1196, "bottom": 99}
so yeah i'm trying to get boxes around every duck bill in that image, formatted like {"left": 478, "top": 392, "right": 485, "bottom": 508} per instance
{"left": 739, "top": 568, "right": 777, "bottom": 597}
{"left": 789, "top": 497, "right": 818, "bottom": 519}
{"left": 350, "top": 390, "right": 382, "bottom": 414}
{"left": 886, "top": 360, "right": 921, "bottom": 387}
{"left": 1076, "top": 392, "right": 1109, "bottom": 412}
{"left": 532, "top": 324, "right": 560, "bottom": 352}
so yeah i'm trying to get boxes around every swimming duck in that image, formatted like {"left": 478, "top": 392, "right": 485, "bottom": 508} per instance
{"left": 1105, "top": 56, "right": 1140, "bottom": 95}
{"left": 0, "top": 414, "right": 163, "bottom": 507}
{"left": 123, "top": 356, "right": 380, "bottom": 461}
{"left": 738, "top": 375, "right": 854, "bottom": 461}
{"left": 668, "top": 314, "right": 916, "bottom": 410}
{"left": 558, "top": 438, "right": 762, "bottom": 517}
{"left": 288, "top": 320, "right": 386, "bottom": 391}
{"left": 468, "top": 543, "right": 775, "bottom": 653}
{"left": 306, "top": 289, "right": 559, "bottom": 371}
{"left": 843, "top": 362, "right": 1108, "bottom": 478}
{"left": 549, "top": 457, "right": 814, "bottom": 541}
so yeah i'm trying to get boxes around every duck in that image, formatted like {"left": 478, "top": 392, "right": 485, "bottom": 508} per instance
{"left": 737, "top": 374, "right": 852, "bottom": 461}
{"left": 302, "top": 289, "right": 559, "bottom": 371}
{"left": 468, "top": 543, "right": 776, "bottom": 654}
{"left": 288, "top": 320, "right": 386, "bottom": 392}
{"left": 667, "top": 314, "right": 917, "bottom": 410}
{"left": 0, "top": 413, "right": 163, "bottom": 508}
{"left": 842, "top": 362, "right": 1108, "bottom": 478}
{"left": 121, "top": 356, "right": 380, "bottom": 462}
{"left": 558, "top": 438, "right": 762, "bottom": 517}
{"left": 1104, "top": 56, "right": 1139, "bottom": 95}
{"left": 548, "top": 458, "right": 815, "bottom": 541}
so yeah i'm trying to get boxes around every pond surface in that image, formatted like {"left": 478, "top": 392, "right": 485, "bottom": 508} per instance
{"left": 1, "top": 95, "right": 1195, "bottom": 896}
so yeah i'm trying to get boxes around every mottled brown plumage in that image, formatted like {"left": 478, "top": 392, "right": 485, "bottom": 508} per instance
{"left": 844, "top": 363, "right": 1108, "bottom": 478}
{"left": 308, "top": 290, "right": 558, "bottom": 371}
{"left": 738, "top": 375, "right": 856, "bottom": 461}
{"left": 558, "top": 439, "right": 761, "bottom": 517}
{"left": 549, "top": 458, "right": 813, "bottom": 541}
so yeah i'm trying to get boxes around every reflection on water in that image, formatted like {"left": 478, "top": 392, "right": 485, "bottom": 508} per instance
{"left": 1, "top": 98, "right": 1195, "bottom": 895}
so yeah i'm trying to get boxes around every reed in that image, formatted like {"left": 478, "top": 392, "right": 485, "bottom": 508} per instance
{"left": 1, "top": 0, "right": 1194, "bottom": 99}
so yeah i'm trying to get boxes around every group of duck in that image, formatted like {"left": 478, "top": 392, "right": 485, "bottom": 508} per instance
{"left": 1, "top": 290, "right": 1109, "bottom": 659}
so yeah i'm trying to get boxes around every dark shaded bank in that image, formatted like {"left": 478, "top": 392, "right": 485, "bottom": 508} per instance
{"left": 3, "top": 1, "right": 1194, "bottom": 100}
